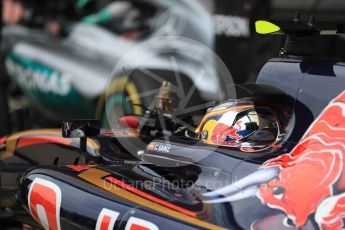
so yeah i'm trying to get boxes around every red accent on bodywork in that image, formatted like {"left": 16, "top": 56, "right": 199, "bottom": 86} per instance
{"left": 258, "top": 91, "right": 345, "bottom": 229}
{"left": 29, "top": 181, "right": 61, "bottom": 230}
{"left": 67, "top": 165, "right": 96, "bottom": 172}
{"left": 130, "top": 224, "right": 150, "bottom": 230}
{"left": 0, "top": 135, "right": 8, "bottom": 145}
{"left": 100, "top": 215, "right": 111, "bottom": 230}
{"left": 118, "top": 116, "right": 141, "bottom": 129}
{"left": 105, "top": 176, "right": 197, "bottom": 217}
{"left": 17, "top": 136, "right": 71, "bottom": 148}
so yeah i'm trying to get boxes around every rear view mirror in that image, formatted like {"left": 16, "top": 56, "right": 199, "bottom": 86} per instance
{"left": 62, "top": 120, "right": 100, "bottom": 138}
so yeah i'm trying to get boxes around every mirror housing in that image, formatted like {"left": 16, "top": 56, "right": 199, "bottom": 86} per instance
{"left": 62, "top": 120, "right": 100, "bottom": 138}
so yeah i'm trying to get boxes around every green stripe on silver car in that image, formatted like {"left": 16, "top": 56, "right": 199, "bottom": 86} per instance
{"left": 6, "top": 54, "right": 94, "bottom": 117}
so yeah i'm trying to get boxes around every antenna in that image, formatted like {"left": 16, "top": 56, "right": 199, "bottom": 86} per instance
{"left": 308, "top": 15, "right": 315, "bottom": 27}
{"left": 294, "top": 12, "right": 300, "bottom": 23}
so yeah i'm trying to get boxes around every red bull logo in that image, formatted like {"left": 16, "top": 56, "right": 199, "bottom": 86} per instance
{"left": 258, "top": 90, "right": 345, "bottom": 229}
{"left": 203, "top": 91, "right": 345, "bottom": 230}
{"left": 211, "top": 121, "right": 244, "bottom": 143}
{"left": 208, "top": 110, "right": 255, "bottom": 146}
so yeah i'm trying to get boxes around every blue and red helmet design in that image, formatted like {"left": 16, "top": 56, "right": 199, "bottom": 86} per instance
{"left": 197, "top": 99, "right": 256, "bottom": 145}
{"left": 196, "top": 98, "right": 281, "bottom": 151}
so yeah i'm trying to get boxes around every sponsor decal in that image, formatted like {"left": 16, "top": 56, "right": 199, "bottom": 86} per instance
{"left": 96, "top": 208, "right": 120, "bottom": 230}
{"left": 125, "top": 217, "right": 159, "bottom": 230}
{"left": 28, "top": 177, "right": 161, "bottom": 230}
{"left": 211, "top": 120, "right": 248, "bottom": 143}
{"left": 147, "top": 143, "right": 171, "bottom": 153}
{"left": 96, "top": 210, "right": 160, "bottom": 230}
{"left": 5, "top": 55, "right": 72, "bottom": 96}
{"left": 203, "top": 91, "right": 345, "bottom": 229}
{"left": 28, "top": 178, "right": 62, "bottom": 230}
{"left": 213, "top": 14, "right": 250, "bottom": 38}
{"left": 153, "top": 144, "right": 171, "bottom": 153}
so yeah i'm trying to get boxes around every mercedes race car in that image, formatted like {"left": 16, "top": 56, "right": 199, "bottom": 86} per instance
{"left": 1, "top": 0, "right": 221, "bottom": 131}
{"left": 1, "top": 19, "right": 345, "bottom": 230}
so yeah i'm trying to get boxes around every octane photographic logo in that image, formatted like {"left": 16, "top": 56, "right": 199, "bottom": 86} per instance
{"left": 104, "top": 35, "right": 236, "bottom": 166}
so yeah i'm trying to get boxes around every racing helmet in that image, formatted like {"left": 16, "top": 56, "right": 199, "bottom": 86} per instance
{"left": 195, "top": 99, "right": 286, "bottom": 152}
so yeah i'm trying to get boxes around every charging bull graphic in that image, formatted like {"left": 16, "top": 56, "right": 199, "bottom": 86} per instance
{"left": 196, "top": 100, "right": 257, "bottom": 146}
{"left": 211, "top": 117, "right": 252, "bottom": 143}
{"left": 203, "top": 91, "right": 345, "bottom": 230}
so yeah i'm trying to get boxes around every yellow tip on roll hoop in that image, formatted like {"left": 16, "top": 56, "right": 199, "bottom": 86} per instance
{"left": 255, "top": 20, "right": 280, "bottom": 34}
